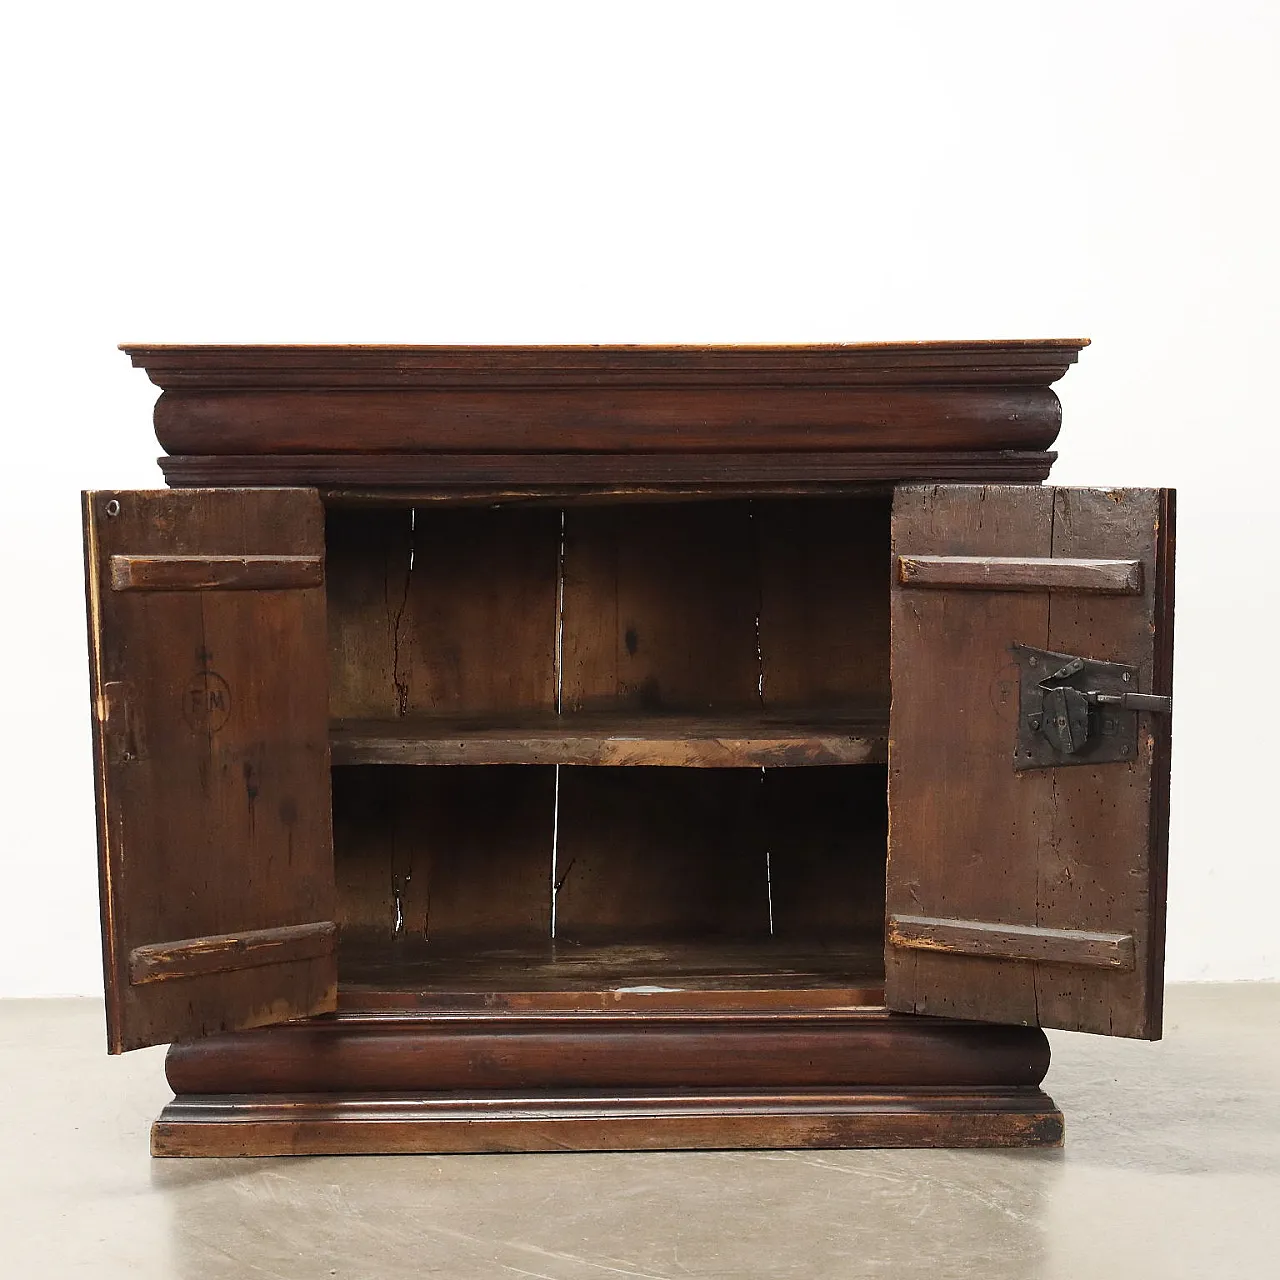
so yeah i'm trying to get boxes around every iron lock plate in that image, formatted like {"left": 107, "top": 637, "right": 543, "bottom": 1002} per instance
{"left": 1013, "top": 644, "right": 1142, "bottom": 771}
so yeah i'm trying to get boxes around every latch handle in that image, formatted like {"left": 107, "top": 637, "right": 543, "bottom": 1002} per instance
{"left": 1088, "top": 691, "right": 1172, "bottom": 714}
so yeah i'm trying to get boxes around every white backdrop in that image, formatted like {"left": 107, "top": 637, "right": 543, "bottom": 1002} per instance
{"left": 2, "top": 2, "right": 1275, "bottom": 996}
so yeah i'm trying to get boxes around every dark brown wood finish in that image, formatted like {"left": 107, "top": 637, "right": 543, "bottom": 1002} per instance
{"left": 152, "top": 1088, "right": 1063, "bottom": 1157}
{"left": 159, "top": 450, "right": 1057, "bottom": 494}
{"left": 153, "top": 1004, "right": 1060, "bottom": 1154}
{"left": 150, "top": 388, "right": 1062, "bottom": 455}
{"left": 163, "top": 1007, "right": 1051, "bottom": 1094}
{"left": 83, "top": 489, "right": 337, "bottom": 1053}
{"left": 335, "top": 937, "right": 887, "bottom": 1006}
{"left": 756, "top": 497, "right": 892, "bottom": 710}
{"left": 886, "top": 486, "right": 1174, "bottom": 1039}
{"left": 129, "top": 922, "right": 337, "bottom": 984}
{"left": 553, "top": 769, "right": 772, "bottom": 941}
{"left": 332, "top": 766, "right": 554, "bottom": 944}
{"left": 91, "top": 336, "right": 1179, "bottom": 1156}
{"left": 560, "top": 503, "right": 761, "bottom": 713}
{"left": 110, "top": 554, "right": 324, "bottom": 592}
{"left": 765, "top": 767, "right": 888, "bottom": 943}
{"left": 124, "top": 339, "right": 1089, "bottom": 389}
{"left": 124, "top": 341, "right": 1085, "bottom": 460}
{"left": 326, "top": 505, "right": 560, "bottom": 719}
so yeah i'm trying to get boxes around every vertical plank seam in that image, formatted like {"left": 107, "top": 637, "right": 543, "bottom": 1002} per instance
{"left": 550, "top": 509, "right": 566, "bottom": 939}
{"left": 389, "top": 508, "right": 415, "bottom": 718}
{"left": 749, "top": 502, "right": 773, "bottom": 936}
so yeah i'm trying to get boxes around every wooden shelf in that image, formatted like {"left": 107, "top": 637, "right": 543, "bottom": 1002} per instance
{"left": 337, "top": 937, "right": 886, "bottom": 1012}
{"left": 331, "top": 711, "right": 889, "bottom": 768}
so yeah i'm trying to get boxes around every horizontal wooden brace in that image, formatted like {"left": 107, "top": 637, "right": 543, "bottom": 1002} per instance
{"left": 888, "top": 915, "right": 1136, "bottom": 970}
{"left": 896, "top": 555, "right": 1143, "bottom": 594}
{"left": 110, "top": 554, "right": 324, "bottom": 592}
{"left": 129, "top": 921, "right": 337, "bottom": 985}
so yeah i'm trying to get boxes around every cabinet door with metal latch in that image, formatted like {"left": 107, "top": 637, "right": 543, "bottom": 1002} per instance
{"left": 885, "top": 485, "right": 1175, "bottom": 1039}
{"left": 83, "top": 488, "right": 338, "bottom": 1053}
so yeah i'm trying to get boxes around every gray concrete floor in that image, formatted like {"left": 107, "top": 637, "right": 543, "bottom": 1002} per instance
{"left": 2, "top": 985, "right": 1276, "bottom": 1279}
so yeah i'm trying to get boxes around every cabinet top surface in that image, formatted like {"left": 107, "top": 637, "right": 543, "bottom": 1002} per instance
{"left": 122, "top": 339, "right": 1088, "bottom": 389}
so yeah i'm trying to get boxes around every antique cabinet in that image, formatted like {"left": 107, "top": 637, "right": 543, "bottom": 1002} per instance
{"left": 83, "top": 341, "right": 1174, "bottom": 1156}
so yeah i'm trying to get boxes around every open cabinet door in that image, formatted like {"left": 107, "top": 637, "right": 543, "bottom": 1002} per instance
{"left": 886, "top": 486, "right": 1174, "bottom": 1039}
{"left": 84, "top": 489, "right": 337, "bottom": 1053}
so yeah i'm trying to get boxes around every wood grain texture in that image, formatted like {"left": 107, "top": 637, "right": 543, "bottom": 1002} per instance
{"left": 561, "top": 503, "right": 760, "bottom": 713}
{"left": 83, "top": 489, "right": 337, "bottom": 1054}
{"left": 332, "top": 766, "right": 554, "bottom": 945}
{"left": 158, "top": 449, "right": 1058, "bottom": 492}
{"left": 110, "top": 554, "right": 323, "bottom": 592}
{"left": 151, "top": 1087, "right": 1064, "bottom": 1156}
{"left": 129, "top": 922, "right": 336, "bottom": 984}
{"left": 885, "top": 486, "right": 1174, "bottom": 1039}
{"left": 326, "top": 506, "right": 559, "bottom": 719}
{"left": 897, "top": 554, "right": 1143, "bottom": 594}
{"left": 559, "top": 497, "right": 892, "bottom": 716}
{"left": 888, "top": 916, "right": 1135, "bottom": 970}
{"left": 553, "top": 769, "right": 771, "bottom": 940}
{"left": 756, "top": 497, "right": 892, "bottom": 710}
{"left": 335, "top": 938, "right": 885, "bottom": 1011}
{"left": 765, "top": 767, "right": 888, "bottom": 943}
{"left": 552, "top": 766, "right": 887, "bottom": 950}
{"left": 330, "top": 711, "right": 888, "bottom": 767}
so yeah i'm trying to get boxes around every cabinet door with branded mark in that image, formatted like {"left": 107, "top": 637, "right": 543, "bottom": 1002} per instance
{"left": 83, "top": 488, "right": 337, "bottom": 1053}
{"left": 886, "top": 485, "right": 1174, "bottom": 1039}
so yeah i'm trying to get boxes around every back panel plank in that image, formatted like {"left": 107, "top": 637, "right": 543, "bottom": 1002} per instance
{"left": 886, "top": 486, "right": 1171, "bottom": 1038}
{"left": 763, "top": 767, "right": 888, "bottom": 943}
{"left": 756, "top": 497, "right": 891, "bottom": 711}
{"left": 554, "top": 766, "right": 886, "bottom": 951}
{"left": 327, "top": 506, "right": 559, "bottom": 719}
{"left": 332, "top": 766, "right": 554, "bottom": 946}
{"left": 553, "top": 769, "right": 770, "bottom": 940}
{"left": 84, "top": 489, "right": 337, "bottom": 1053}
{"left": 560, "top": 504, "right": 760, "bottom": 713}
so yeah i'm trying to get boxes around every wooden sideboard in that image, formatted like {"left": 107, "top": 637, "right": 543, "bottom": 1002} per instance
{"left": 82, "top": 341, "right": 1174, "bottom": 1155}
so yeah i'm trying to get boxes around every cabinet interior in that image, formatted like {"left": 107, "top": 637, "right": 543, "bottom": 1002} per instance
{"left": 326, "top": 497, "right": 891, "bottom": 1007}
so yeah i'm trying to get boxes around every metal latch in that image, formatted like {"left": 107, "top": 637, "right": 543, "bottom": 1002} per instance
{"left": 1013, "top": 645, "right": 1172, "bottom": 770}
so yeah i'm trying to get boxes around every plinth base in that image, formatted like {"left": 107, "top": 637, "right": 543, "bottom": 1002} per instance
{"left": 154, "top": 1004, "right": 1062, "bottom": 1156}
{"left": 154, "top": 1087, "right": 1062, "bottom": 1156}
